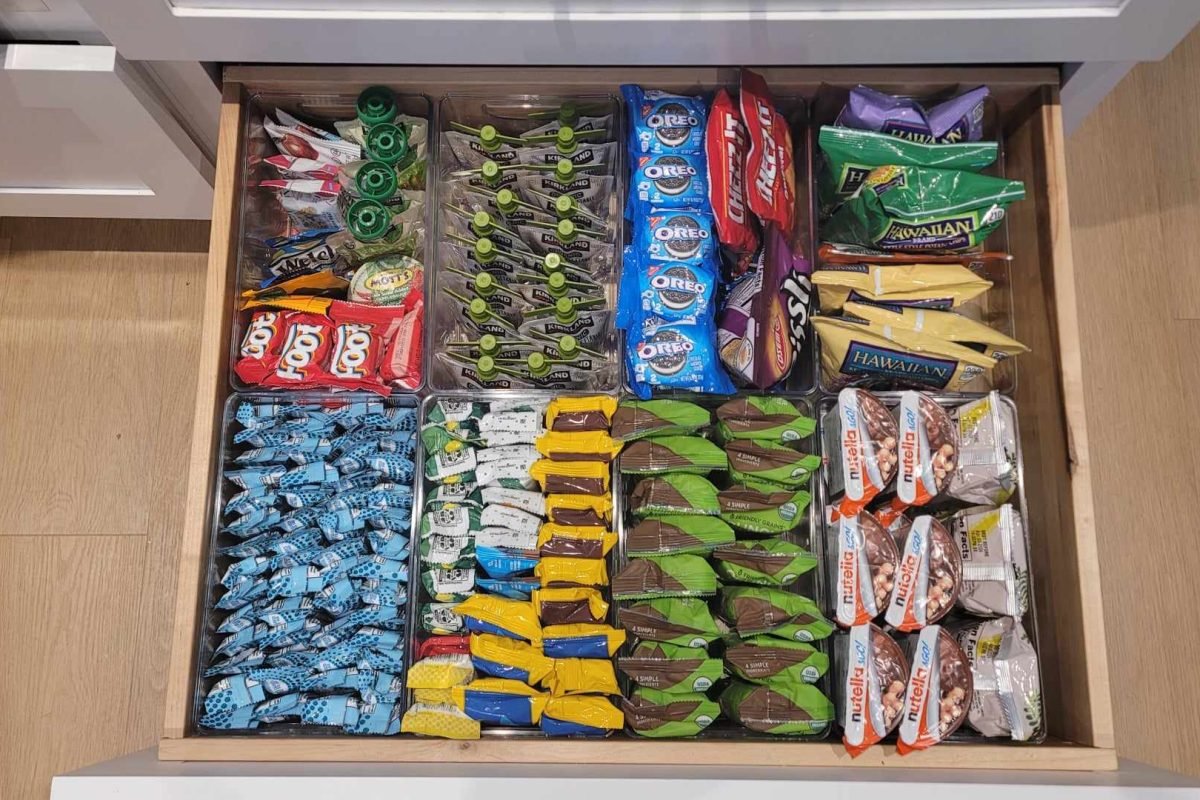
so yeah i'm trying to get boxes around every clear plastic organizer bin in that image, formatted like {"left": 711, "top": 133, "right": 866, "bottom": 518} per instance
{"left": 810, "top": 86, "right": 1018, "bottom": 397}
{"left": 612, "top": 393, "right": 831, "bottom": 739}
{"left": 228, "top": 91, "right": 435, "bottom": 395}
{"left": 429, "top": 94, "right": 625, "bottom": 392}
{"left": 192, "top": 392, "right": 422, "bottom": 736}
{"left": 815, "top": 391, "right": 1046, "bottom": 746}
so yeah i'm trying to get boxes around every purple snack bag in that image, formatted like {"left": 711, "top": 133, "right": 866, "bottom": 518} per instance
{"left": 835, "top": 85, "right": 988, "bottom": 145}
{"left": 716, "top": 223, "right": 812, "bottom": 389}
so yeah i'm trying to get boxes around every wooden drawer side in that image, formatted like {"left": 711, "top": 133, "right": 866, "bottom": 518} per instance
{"left": 162, "top": 83, "right": 244, "bottom": 740}
{"left": 1005, "top": 87, "right": 1114, "bottom": 751}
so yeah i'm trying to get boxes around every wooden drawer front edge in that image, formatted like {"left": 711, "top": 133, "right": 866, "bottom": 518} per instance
{"left": 162, "top": 68, "right": 1115, "bottom": 767}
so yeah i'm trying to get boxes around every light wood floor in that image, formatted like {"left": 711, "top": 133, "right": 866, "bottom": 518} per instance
{"left": 4, "top": 40, "right": 1200, "bottom": 800}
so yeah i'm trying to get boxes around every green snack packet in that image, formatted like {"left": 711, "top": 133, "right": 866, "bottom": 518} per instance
{"left": 420, "top": 532, "right": 476, "bottom": 567}
{"left": 817, "top": 125, "right": 998, "bottom": 216}
{"left": 718, "top": 484, "right": 811, "bottom": 534}
{"left": 424, "top": 483, "right": 483, "bottom": 511}
{"left": 424, "top": 444, "right": 477, "bottom": 483}
{"left": 420, "top": 564, "right": 475, "bottom": 602}
{"left": 618, "top": 597, "right": 722, "bottom": 648}
{"left": 721, "top": 587, "right": 834, "bottom": 641}
{"left": 420, "top": 423, "right": 476, "bottom": 455}
{"left": 420, "top": 505, "right": 481, "bottom": 539}
{"left": 724, "top": 636, "right": 829, "bottom": 685}
{"left": 712, "top": 539, "right": 817, "bottom": 587}
{"left": 620, "top": 435, "right": 728, "bottom": 475}
{"left": 612, "top": 554, "right": 720, "bottom": 601}
{"left": 718, "top": 680, "right": 833, "bottom": 735}
{"left": 624, "top": 686, "right": 721, "bottom": 738}
{"left": 716, "top": 397, "right": 815, "bottom": 444}
{"left": 612, "top": 399, "right": 712, "bottom": 442}
{"left": 630, "top": 474, "right": 721, "bottom": 518}
{"left": 822, "top": 165, "right": 1026, "bottom": 252}
{"left": 426, "top": 399, "right": 481, "bottom": 426}
{"left": 626, "top": 516, "right": 736, "bottom": 557}
{"left": 619, "top": 641, "right": 725, "bottom": 693}
{"left": 726, "top": 439, "right": 821, "bottom": 489}
{"left": 421, "top": 602, "right": 465, "bottom": 635}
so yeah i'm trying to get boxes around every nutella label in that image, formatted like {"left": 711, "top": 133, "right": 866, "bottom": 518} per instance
{"left": 837, "top": 516, "right": 876, "bottom": 625}
{"left": 839, "top": 389, "right": 867, "bottom": 502}
{"left": 896, "top": 392, "right": 926, "bottom": 505}
{"left": 887, "top": 516, "right": 931, "bottom": 630}
{"left": 843, "top": 624, "right": 880, "bottom": 748}
{"left": 899, "top": 626, "right": 942, "bottom": 749}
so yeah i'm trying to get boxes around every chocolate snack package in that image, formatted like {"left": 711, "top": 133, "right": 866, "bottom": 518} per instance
{"left": 897, "top": 625, "right": 973, "bottom": 753}
{"left": 721, "top": 586, "right": 834, "bottom": 642}
{"left": 836, "top": 623, "right": 909, "bottom": 757}
{"left": 725, "top": 636, "right": 829, "bottom": 685}
{"left": 716, "top": 223, "right": 813, "bottom": 389}
{"left": 611, "top": 554, "right": 720, "bottom": 601}
{"left": 622, "top": 85, "right": 708, "bottom": 156}
{"left": 712, "top": 538, "right": 817, "bottom": 587}
{"left": 947, "top": 391, "right": 1018, "bottom": 505}
{"left": 618, "top": 597, "right": 722, "bottom": 648}
{"left": 822, "top": 388, "right": 899, "bottom": 519}
{"left": 716, "top": 395, "right": 815, "bottom": 444}
{"left": 625, "top": 516, "right": 737, "bottom": 557}
{"left": 718, "top": 681, "right": 834, "bottom": 736}
{"left": 706, "top": 88, "right": 760, "bottom": 263}
{"left": 832, "top": 510, "right": 900, "bottom": 627}
{"left": 885, "top": 516, "right": 962, "bottom": 632}
{"left": 718, "top": 484, "right": 811, "bottom": 535}
{"left": 624, "top": 686, "right": 721, "bottom": 738}
{"left": 620, "top": 436, "right": 728, "bottom": 475}
{"left": 811, "top": 260, "right": 993, "bottom": 313}
{"left": 629, "top": 474, "right": 721, "bottom": 518}
{"left": 532, "top": 587, "right": 610, "bottom": 625}
{"left": 949, "top": 504, "right": 1029, "bottom": 617}
{"left": 740, "top": 69, "right": 797, "bottom": 236}
{"left": 611, "top": 399, "right": 711, "bottom": 442}
{"left": 619, "top": 640, "right": 725, "bottom": 694}
{"left": 954, "top": 616, "right": 1042, "bottom": 741}
{"left": 726, "top": 439, "right": 821, "bottom": 489}
{"left": 836, "top": 85, "right": 989, "bottom": 145}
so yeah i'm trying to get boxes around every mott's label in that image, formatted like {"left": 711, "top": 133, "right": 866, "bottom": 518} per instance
{"left": 896, "top": 392, "right": 934, "bottom": 506}
{"left": 240, "top": 312, "right": 280, "bottom": 359}
{"left": 837, "top": 516, "right": 875, "bottom": 625}
{"left": 841, "top": 340, "right": 958, "bottom": 389}
{"left": 275, "top": 322, "right": 326, "bottom": 381}
{"left": 886, "top": 516, "right": 931, "bottom": 631}
{"left": 898, "top": 626, "right": 943, "bottom": 753}
{"left": 329, "top": 322, "right": 373, "bottom": 379}
{"left": 843, "top": 624, "right": 883, "bottom": 754}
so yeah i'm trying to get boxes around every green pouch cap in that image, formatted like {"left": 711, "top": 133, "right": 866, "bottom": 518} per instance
{"left": 620, "top": 435, "right": 728, "bottom": 475}
{"left": 726, "top": 439, "right": 821, "bottom": 489}
{"left": 718, "top": 484, "right": 811, "bottom": 534}
{"left": 619, "top": 640, "right": 726, "bottom": 693}
{"left": 626, "top": 515, "right": 737, "bottom": 557}
{"left": 721, "top": 587, "right": 834, "bottom": 641}
{"left": 724, "top": 635, "right": 829, "bottom": 685}
{"left": 630, "top": 474, "right": 721, "bottom": 518}
{"left": 612, "top": 400, "right": 712, "bottom": 442}
{"left": 822, "top": 164, "right": 1026, "bottom": 252}
{"left": 712, "top": 538, "right": 817, "bottom": 587}
{"left": 718, "top": 680, "right": 833, "bottom": 735}
{"left": 624, "top": 686, "right": 721, "bottom": 738}
{"left": 716, "top": 396, "right": 815, "bottom": 444}
{"left": 618, "top": 597, "right": 722, "bottom": 648}
{"left": 817, "top": 125, "right": 998, "bottom": 216}
{"left": 612, "top": 554, "right": 720, "bottom": 601}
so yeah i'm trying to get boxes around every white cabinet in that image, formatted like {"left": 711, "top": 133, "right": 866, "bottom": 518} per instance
{"left": 0, "top": 44, "right": 215, "bottom": 219}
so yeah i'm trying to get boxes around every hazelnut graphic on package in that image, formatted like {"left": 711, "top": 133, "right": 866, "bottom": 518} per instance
{"left": 236, "top": 86, "right": 428, "bottom": 394}
{"left": 433, "top": 98, "right": 622, "bottom": 390}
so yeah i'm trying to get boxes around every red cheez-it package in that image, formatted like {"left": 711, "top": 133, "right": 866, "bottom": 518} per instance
{"left": 706, "top": 88, "right": 759, "bottom": 261}
{"left": 740, "top": 69, "right": 796, "bottom": 236}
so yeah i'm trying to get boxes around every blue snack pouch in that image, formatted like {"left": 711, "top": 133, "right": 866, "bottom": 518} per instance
{"left": 632, "top": 154, "right": 709, "bottom": 211}
{"left": 476, "top": 576, "right": 541, "bottom": 600}
{"left": 637, "top": 261, "right": 717, "bottom": 324}
{"left": 625, "top": 317, "right": 736, "bottom": 399}
{"left": 476, "top": 545, "right": 539, "bottom": 579}
{"left": 639, "top": 207, "right": 717, "bottom": 266}
{"left": 622, "top": 85, "right": 708, "bottom": 155}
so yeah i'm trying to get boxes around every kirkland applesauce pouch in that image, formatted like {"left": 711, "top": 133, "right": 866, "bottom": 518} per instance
{"left": 818, "top": 125, "right": 997, "bottom": 216}
{"left": 822, "top": 166, "right": 1024, "bottom": 252}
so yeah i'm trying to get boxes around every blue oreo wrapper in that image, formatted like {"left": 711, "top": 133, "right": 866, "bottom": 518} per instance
{"left": 631, "top": 154, "right": 709, "bottom": 211}
{"left": 639, "top": 207, "right": 717, "bottom": 266}
{"left": 622, "top": 85, "right": 708, "bottom": 155}
{"left": 624, "top": 317, "right": 736, "bottom": 399}
{"left": 637, "top": 261, "right": 716, "bottom": 324}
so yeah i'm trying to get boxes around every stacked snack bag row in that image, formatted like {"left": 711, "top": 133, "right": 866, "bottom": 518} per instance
{"left": 431, "top": 98, "right": 622, "bottom": 390}
{"left": 610, "top": 397, "right": 835, "bottom": 737}
{"left": 235, "top": 87, "right": 428, "bottom": 394}
{"left": 824, "top": 388, "right": 1041, "bottom": 755}
{"left": 400, "top": 396, "right": 627, "bottom": 738}
{"left": 619, "top": 72, "right": 813, "bottom": 398}
{"left": 812, "top": 86, "right": 1028, "bottom": 393}
{"left": 199, "top": 399, "right": 418, "bottom": 734}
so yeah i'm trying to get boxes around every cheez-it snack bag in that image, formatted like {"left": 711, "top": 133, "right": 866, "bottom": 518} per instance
{"left": 706, "top": 88, "right": 759, "bottom": 266}
{"left": 740, "top": 69, "right": 796, "bottom": 237}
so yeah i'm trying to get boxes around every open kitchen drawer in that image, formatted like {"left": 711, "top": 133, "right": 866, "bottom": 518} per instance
{"left": 160, "top": 65, "right": 1112, "bottom": 770}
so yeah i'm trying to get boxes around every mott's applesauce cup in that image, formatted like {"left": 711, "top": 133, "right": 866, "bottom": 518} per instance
{"left": 355, "top": 160, "right": 399, "bottom": 201}
{"left": 366, "top": 122, "right": 413, "bottom": 170}
{"left": 357, "top": 85, "right": 398, "bottom": 127}
{"left": 346, "top": 198, "right": 391, "bottom": 242}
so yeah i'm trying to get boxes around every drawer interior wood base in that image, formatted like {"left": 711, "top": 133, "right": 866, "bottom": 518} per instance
{"left": 161, "top": 65, "right": 1115, "bottom": 770}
